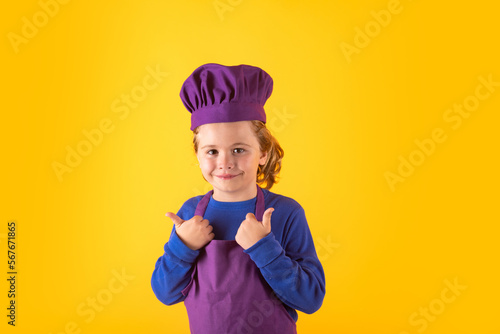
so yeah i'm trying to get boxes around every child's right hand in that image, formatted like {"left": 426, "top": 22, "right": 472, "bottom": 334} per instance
{"left": 165, "top": 213, "right": 215, "bottom": 250}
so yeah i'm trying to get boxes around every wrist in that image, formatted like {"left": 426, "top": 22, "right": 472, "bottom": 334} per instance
{"left": 168, "top": 231, "right": 200, "bottom": 263}
{"left": 175, "top": 231, "right": 199, "bottom": 250}
{"left": 244, "top": 233, "right": 283, "bottom": 268}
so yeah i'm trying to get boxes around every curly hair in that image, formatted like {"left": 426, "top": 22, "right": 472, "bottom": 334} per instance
{"left": 192, "top": 120, "right": 284, "bottom": 189}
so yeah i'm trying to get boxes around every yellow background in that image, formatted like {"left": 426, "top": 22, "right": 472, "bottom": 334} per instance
{"left": 2, "top": 0, "right": 499, "bottom": 333}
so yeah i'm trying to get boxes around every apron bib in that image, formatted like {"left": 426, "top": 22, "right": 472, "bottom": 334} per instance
{"left": 181, "top": 186, "right": 297, "bottom": 334}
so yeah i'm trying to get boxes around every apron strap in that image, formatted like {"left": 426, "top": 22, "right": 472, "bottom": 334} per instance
{"left": 255, "top": 185, "right": 265, "bottom": 221}
{"left": 194, "top": 185, "right": 265, "bottom": 221}
{"left": 193, "top": 190, "right": 213, "bottom": 217}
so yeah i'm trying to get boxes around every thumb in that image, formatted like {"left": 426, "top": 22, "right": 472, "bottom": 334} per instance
{"left": 165, "top": 212, "right": 184, "bottom": 228}
{"left": 262, "top": 208, "right": 274, "bottom": 229}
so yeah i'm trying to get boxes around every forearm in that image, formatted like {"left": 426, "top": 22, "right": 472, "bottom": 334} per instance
{"left": 245, "top": 233, "right": 326, "bottom": 314}
{"left": 151, "top": 232, "right": 200, "bottom": 305}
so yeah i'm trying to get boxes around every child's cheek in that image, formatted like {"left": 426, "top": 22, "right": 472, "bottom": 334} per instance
{"left": 200, "top": 160, "right": 216, "bottom": 176}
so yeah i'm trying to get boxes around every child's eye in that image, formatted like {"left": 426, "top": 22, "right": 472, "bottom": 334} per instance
{"left": 207, "top": 149, "right": 218, "bottom": 155}
{"left": 233, "top": 148, "right": 245, "bottom": 154}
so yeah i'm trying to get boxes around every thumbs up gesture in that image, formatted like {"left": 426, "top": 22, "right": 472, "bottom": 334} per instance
{"left": 235, "top": 208, "right": 274, "bottom": 250}
{"left": 165, "top": 213, "right": 215, "bottom": 250}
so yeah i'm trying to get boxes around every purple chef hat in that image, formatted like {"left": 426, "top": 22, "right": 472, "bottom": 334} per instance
{"left": 180, "top": 63, "right": 273, "bottom": 131}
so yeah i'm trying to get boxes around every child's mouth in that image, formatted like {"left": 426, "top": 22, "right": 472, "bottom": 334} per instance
{"left": 215, "top": 174, "right": 239, "bottom": 180}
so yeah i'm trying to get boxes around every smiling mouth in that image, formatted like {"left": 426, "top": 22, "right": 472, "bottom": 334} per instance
{"left": 215, "top": 174, "right": 240, "bottom": 180}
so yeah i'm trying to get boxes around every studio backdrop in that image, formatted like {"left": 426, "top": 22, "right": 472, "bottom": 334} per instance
{"left": 2, "top": 0, "right": 499, "bottom": 333}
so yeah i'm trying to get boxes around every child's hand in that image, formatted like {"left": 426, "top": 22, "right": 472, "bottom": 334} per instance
{"left": 235, "top": 208, "right": 274, "bottom": 250}
{"left": 165, "top": 213, "right": 215, "bottom": 250}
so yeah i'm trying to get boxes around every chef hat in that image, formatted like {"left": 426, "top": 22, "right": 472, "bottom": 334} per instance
{"left": 180, "top": 63, "right": 273, "bottom": 131}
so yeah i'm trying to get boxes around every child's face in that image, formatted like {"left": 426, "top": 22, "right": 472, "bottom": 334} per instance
{"left": 196, "top": 121, "right": 268, "bottom": 202}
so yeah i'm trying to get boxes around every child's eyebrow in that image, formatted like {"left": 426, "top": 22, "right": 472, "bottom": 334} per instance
{"left": 200, "top": 144, "right": 216, "bottom": 150}
{"left": 200, "top": 143, "right": 251, "bottom": 150}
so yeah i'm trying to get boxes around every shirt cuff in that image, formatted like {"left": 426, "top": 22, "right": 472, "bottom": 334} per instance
{"left": 244, "top": 232, "right": 284, "bottom": 268}
{"left": 165, "top": 231, "right": 200, "bottom": 264}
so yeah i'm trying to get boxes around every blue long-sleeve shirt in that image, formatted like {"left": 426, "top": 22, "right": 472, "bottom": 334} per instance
{"left": 151, "top": 189, "right": 326, "bottom": 322}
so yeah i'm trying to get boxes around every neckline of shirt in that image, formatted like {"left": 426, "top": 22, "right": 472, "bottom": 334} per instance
{"left": 208, "top": 195, "right": 257, "bottom": 210}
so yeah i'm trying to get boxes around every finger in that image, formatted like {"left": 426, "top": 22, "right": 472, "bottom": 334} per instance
{"left": 193, "top": 215, "right": 204, "bottom": 222}
{"left": 165, "top": 212, "right": 184, "bottom": 228}
{"left": 262, "top": 208, "right": 274, "bottom": 229}
{"left": 246, "top": 212, "right": 257, "bottom": 221}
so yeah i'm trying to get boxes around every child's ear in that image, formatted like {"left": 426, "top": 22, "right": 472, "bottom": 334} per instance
{"left": 259, "top": 151, "right": 268, "bottom": 166}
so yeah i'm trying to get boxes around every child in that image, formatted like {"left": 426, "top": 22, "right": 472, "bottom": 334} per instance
{"left": 151, "top": 63, "right": 325, "bottom": 334}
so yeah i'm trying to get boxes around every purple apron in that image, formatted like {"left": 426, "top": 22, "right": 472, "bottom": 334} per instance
{"left": 181, "top": 186, "right": 297, "bottom": 334}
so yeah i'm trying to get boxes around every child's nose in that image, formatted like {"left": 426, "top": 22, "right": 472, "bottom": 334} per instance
{"left": 218, "top": 153, "right": 234, "bottom": 169}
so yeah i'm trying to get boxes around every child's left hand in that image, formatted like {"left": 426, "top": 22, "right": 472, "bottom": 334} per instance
{"left": 235, "top": 208, "right": 274, "bottom": 250}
